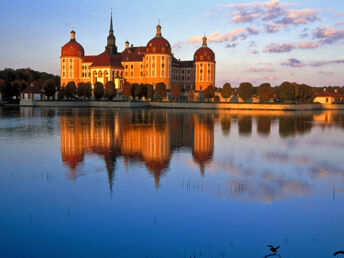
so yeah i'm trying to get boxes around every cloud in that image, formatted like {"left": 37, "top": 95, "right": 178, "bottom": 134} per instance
{"left": 264, "top": 42, "right": 294, "bottom": 53}
{"left": 310, "top": 59, "right": 344, "bottom": 67}
{"left": 297, "top": 41, "right": 318, "bottom": 49}
{"left": 203, "top": 12, "right": 213, "bottom": 17}
{"left": 249, "top": 41, "right": 257, "bottom": 47}
{"left": 264, "top": 41, "right": 318, "bottom": 53}
{"left": 187, "top": 27, "right": 260, "bottom": 44}
{"left": 336, "top": 21, "right": 344, "bottom": 26}
{"left": 226, "top": 43, "right": 238, "bottom": 48}
{"left": 281, "top": 58, "right": 304, "bottom": 67}
{"left": 265, "top": 75, "right": 276, "bottom": 81}
{"left": 278, "top": 9, "right": 319, "bottom": 25}
{"left": 223, "top": 0, "right": 319, "bottom": 27}
{"left": 249, "top": 67, "right": 274, "bottom": 72}
{"left": 249, "top": 49, "right": 260, "bottom": 54}
{"left": 265, "top": 22, "right": 282, "bottom": 33}
{"left": 172, "top": 41, "right": 183, "bottom": 50}
{"left": 313, "top": 25, "right": 344, "bottom": 44}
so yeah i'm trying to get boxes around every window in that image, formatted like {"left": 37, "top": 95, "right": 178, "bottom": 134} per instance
{"left": 69, "top": 65, "right": 72, "bottom": 69}
{"left": 162, "top": 56, "right": 165, "bottom": 61}
{"left": 200, "top": 63, "right": 203, "bottom": 67}
{"left": 125, "top": 72, "right": 128, "bottom": 77}
{"left": 69, "top": 59, "right": 72, "bottom": 63}
{"left": 130, "top": 71, "right": 133, "bottom": 77}
{"left": 153, "top": 47, "right": 156, "bottom": 52}
{"left": 131, "top": 64, "right": 133, "bottom": 69}
{"left": 162, "top": 63, "right": 165, "bottom": 68}
{"left": 63, "top": 59, "right": 65, "bottom": 63}
{"left": 125, "top": 65, "right": 128, "bottom": 69}
{"left": 63, "top": 72, "right": 65, "bottom": 77}
{"left": 69, "top": 72, "right": 72, "bottom": 78}
{"left": 208, "top": 63, "right": 210, "bottom": 67}
{"left": 200, "top": 69, "right": 203, "bottom": 74}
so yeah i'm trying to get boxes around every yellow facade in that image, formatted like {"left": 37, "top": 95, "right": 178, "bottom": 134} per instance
{"left": 60, "top": 15, "right": 215, "bottom": 91}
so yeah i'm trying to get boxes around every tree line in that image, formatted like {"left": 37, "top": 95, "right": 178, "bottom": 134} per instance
{"left": 0, "top": 68, "right": 60, "bottom": 100}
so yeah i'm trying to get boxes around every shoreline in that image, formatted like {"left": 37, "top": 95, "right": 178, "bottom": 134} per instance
{"left": 13, "top": 99, "right": 344, "bottom": 111}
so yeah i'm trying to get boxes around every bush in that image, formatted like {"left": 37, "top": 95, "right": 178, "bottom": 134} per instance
{"left": 257, "top": 83, "right": 273, "bottom": 103}
{"left": 65, "top": 81, "right": 77, "bottom": 99}
{"left": 105, "top": 81, "right": 116, "bottom": 100}
{"left": 278, "top": 81, "right": 295, "bottom": 101}
{"left": 155, "top": 82, "right": 167, "bottom": 101}
{"left": 85, "top": 82, "right": 92, "bottom": 99}
{"left": 203, "top": 85, "right": 215, "bottom": 101}
{"left": 77, "top": 82, "right": 85, "bottom": 99}
{"left": 122, "top": 81, "right": 131, "bottom": 100}
{"left": 94, "top": 82, "right": 104, "bottom": 100}
{"left": 221, "top": 82, "right": 232, "bottom": 102}
{"left": 146, "top": 84, "right": 154, "bottom": 101}
{"left": 171, "top": 84, "right": 181, "bottom": 100}
{"left": 238, "top": 82, "right": 253, "bottom": 102}
{"left": 43, "top": 79, "right": 56, "bottom": 99}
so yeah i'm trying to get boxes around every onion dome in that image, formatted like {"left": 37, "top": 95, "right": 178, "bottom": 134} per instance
{"left": 61, "top": 30, "right": 85, "bottom": 57}
{"left": 194, "top": 36, "right": 215, "bottom": 62}
{"left": 146, "top": 24, "right": 171, "bottom": 54}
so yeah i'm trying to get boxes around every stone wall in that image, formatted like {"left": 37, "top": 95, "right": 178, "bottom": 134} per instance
{"left": 20, "top": 99, "right": 328, "bottom": 110}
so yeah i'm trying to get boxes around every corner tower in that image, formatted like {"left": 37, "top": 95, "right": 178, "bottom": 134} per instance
{"left": 194, "top": 36, "right": 215, "bottom": 91}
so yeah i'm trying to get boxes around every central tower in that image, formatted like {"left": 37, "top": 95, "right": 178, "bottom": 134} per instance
{"left": 106, "top": 11, "right": 117, "bottom": 54}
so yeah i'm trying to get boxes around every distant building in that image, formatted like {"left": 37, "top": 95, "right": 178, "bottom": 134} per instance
{"left": 314, "top": 89, "right": 342, "bottom": 104}
{"left": 60, "top": 13, "right": 215, "bottom": 91}
{"left": 20, "top": 84, "right": 42, "bottom": 100}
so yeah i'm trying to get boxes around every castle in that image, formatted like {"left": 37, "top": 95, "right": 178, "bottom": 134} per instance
{"left": 60, "top": 13, "right": 215, "bottom": 92}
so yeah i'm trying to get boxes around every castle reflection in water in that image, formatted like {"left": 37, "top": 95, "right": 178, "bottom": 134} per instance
{"left": 60, "top": 109, "right": 214, "bottom": 187}
{"left": 57, "top": 109, "right": 344, "bottom": 188}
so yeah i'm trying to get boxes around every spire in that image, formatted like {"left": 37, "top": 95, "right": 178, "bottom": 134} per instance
{"left": 156, "top": 20, "right": 162, "bottom": 37}
{"left": 70, "top": 25, "right": 75, "bottom": 41}
{"left": 109, "top": 9, "right": 114, "bottom": 35}
{"left": 106, "top": 9, "right": 117, "bottom": 54}
{"left": 202, "top": 35, "right": 207, "bottom": 47}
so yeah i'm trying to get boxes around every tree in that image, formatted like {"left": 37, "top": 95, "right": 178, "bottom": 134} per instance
{"left": 146, "top": 84, "right": 154, "bottom": 101}
{"left": 65, "top": 81, "right": 77, "bottom": 99}
{"left": 0, "top": 79, "right": 7, "bottom": 98}
{"left": 85, "top": 82, "right": 92, "bottom": 99}
{"left": 203, "top": 85, "right": 215, "bottom": 101}
{"left": 155, "top": 82, "right": 167, "bottom": 101}
{"left": 221, "top": 82, "right": 232, "bottom": 102}
{"left": 131, "top": 83, "right": 140, "bottom": 100}
{"left": 171, "top": 84, "right": 181, "bottom": 101}
{"left": 105, "top": 81, "right": 116, "bottom": 100}
{"left": 257, "top": 83, "right": 273, "bottom": 103}
{"left": 43, "top": 78, "right": 56, "bottom": 99}
{"left": 278, "top": 81, "right": 295, "bottom": 101}
{"left": 238, "top": 82, "right": 253, "bottom": 102}
{"left": 94, "top": 82, "right": 104, "bottom": 100}
{"left": 122, "top": 81, "right": 131, "bottom": 100}
{"left": 140, "top": 84, "right": 148, "bottom": 100}
{"left": 77, "top": 82, "right": 85, "bottom": 99}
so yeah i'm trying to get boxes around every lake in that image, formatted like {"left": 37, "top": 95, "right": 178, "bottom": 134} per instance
{"left": 0, "top": 107, "right": 343, "bottom": 258}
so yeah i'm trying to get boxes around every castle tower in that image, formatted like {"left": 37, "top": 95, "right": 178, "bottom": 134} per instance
{"left": 194, "top": 36, "right": 216, "bottom": 91}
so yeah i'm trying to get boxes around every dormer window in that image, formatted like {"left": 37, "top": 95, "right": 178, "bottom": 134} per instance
{"left": 161, "top": 47, "right": 165, "bottom": 52}
{"left": 153, "top": 47, "right": 156, "bottom": 52}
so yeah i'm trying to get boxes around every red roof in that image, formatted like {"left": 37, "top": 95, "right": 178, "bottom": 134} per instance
{"left": 316, "top": 91, "right": 342, "bottom": 98}
{"left": 61, "top": 40, "right": 84, "bottom": 57}
{"left": 21, "top": 85, "right": 41, "bottom": 94}
{"left": 172, "top": 59, "right": 194, "bottom": 68}
{"left": 121, "top": 47, "right": 145, "bottom": 62}
{"left": 83, "top": 55, "right": 97, "bottom": 62}
{"left": 146, "top": 36, "right": 171, "bottom": 54}
{"left": 194, "top": 46, "right": 215, "bottom": 62}
{"left": 89, "top": 49, "right": 123, "bottom": 68}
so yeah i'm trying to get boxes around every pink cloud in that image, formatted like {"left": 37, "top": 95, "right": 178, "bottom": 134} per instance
{"left": 310, "top": 59, "right": 344, "bottom": 67}
{"left": 281, "top": 58, "right": 304, "bottom": 67}
{"left": 264, "top": 42, "right": 294, "bottom": 53}
{"left": 187, "top": 27, "right": 259, "bottom": 44}
{"left": 279, "top": 9, "right": 319, "bottom": 25}
{"left": 265, "top": 22, "right": 282, "bottom": 33}
{"left": 297, "top": 41, "right": 318, "bottom": 49}
{"left": 249, "top": 67, "right": 274, "bottom": 72}
{"left": 264, "top": 41, "right": 318, "bottom": 53}
{"left": 313, "top": 25, "right": 344, "bottom": 44}
{"left": 265, "top": 75, "right": 276, "bottom": 81}
{"left": 172, "top": 41, "right": 183, "bottom": 50}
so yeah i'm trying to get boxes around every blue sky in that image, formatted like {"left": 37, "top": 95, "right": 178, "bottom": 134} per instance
{"left": 0, "top": 0, "right": 343, "bottom": 87}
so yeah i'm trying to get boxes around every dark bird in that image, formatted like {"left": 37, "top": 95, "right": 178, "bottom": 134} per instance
{"left": 334, "top": 250, "right": 344, "bottom": 256}
{"left": 267, "top": 245, "right": 280, "bottom": 253}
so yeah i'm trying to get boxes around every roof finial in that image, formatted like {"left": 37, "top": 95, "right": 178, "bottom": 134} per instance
{"left": 70, "top": 26, "right": 75, "bottom": 40}
{"left": 156, "top": 19, "right": 161, "bottom": 36}
{"left": 158, "top": 18, "right": 160, "bottom": 25}
{"left": 109, "top": 9, "right": 114, "bottom": 35}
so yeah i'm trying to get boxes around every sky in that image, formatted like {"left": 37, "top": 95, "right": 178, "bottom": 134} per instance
{"left": 0, "top": 0, "right": 343, "bottom": 87}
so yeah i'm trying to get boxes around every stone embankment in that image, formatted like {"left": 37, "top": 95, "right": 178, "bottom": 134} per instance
{"left": 17, "top": 99, "right": 342, "bottom": 110}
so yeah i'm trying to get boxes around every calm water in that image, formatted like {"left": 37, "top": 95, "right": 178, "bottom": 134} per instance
{"left": 0, "top": 107, "right": 343, "bottom": 258}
